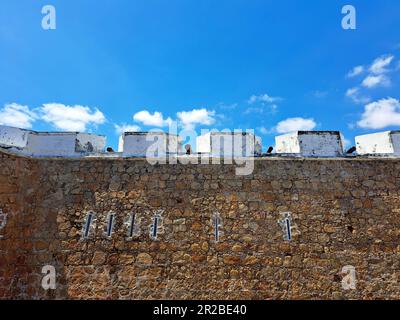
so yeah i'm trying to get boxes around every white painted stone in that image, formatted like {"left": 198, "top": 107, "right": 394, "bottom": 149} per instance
{"left": 120, "top": 132, "right": 182, "bottom": 157}
{"left": 196, "top": 132, "right": 212, "bottom": 154}
{"left": 0, "top": 125, "right": 31, "bottom": 149}
{"left": 196, "top": 132, "right": 262, "bottom": 157}
{"left": 355, "top": 131, "right": 400, "bottom": 155}
{"left": 0, "top": 208, "right": 7, "bottom": 239}
{"left": 0, "top": 125, "right": 106, "bottom": 157}
{"left": 275, "top": 131, "right": 344, "bottom": 157}
{"left": 24, "top": 132, "right": 106, "bottom": 157}
{"left": 75, "top": 133, "right": 106, "bottom": 153}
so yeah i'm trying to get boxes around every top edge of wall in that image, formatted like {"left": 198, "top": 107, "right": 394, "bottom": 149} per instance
{"left": 2, "top": 125, "right": 400, "bottom": 158}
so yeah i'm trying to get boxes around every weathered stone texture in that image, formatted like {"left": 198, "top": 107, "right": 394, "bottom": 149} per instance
{"left": 0, "top": 150, "right": 399, "bottom": 299}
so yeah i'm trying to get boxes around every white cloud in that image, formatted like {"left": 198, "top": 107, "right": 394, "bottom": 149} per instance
{"left": 133, "top": 110, "right": 172, "bottom": 127}
{"left": 0, "top": 103, "right": 37, "bottom": 129}
{"left": 114, "top": 124, "right": 141, "bottom": 135}
{"left": 361, "top": 74, "right": 390, "bottom": 88}
{"left": 347, "top": 122, "right": 356, "bottom": 130}
{"left": 357, "top": 97, "right": 400, "bottom": 129}
{"left": 244, "top": 104, "right": 277, "bottom": 115}
{"left": 177, "top": 108, "right": 215, "bottom": 130}
{"left": 346, "top": 87, "right": 371, "bottom": 104}
{"left": 131, "top": 108, "right": 216, "bottom": 130}
{"left": 346, "top": 87, "right": 358, "bottom": 97}
{"left": 346, "top": 54, "right": 395, "bottom": 103}
{"left": 257, "top": 126, "right": 270, "bottom": 135}
{"left": 276, "top": 117, "right": 316, "bottom": 134}
{"left": 244, "top": 107, "right": 263, "bottom": 114}
{"left": 248, "top": 93, "right": 282, "bottom": 104}
{"left": 40, "top": 103, "right": 106, "bottom": 131}
{"left": 369, "top": 55, "right": 394, "bottom": 74}
{"left": 347, "top": 65, "right": 364, "bottom": 78}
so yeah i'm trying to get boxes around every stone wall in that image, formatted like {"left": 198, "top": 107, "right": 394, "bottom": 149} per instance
{"left": 0, "top": 150, "right": 399, "bottom": 299}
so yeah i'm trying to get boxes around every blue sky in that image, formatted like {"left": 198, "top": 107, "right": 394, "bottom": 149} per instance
{"left": 1, "top": 0, "right": 400, "bottom": 150}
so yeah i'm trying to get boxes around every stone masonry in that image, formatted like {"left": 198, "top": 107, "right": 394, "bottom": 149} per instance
{"left": 0, "top": 149, "right": 399, "bottom": 299}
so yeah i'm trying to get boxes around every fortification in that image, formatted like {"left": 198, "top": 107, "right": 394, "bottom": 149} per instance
{"left": 0, "top": 125, "right": 399, "bottom": 300}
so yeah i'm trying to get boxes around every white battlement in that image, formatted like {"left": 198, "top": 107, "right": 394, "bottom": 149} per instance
{"left": 25, "top": 132, "right": 106, "bottom": 157}
{"left": 275, "top": 131, "right": 345, "bottom": 157}
{"left": 355, "top": 131, "right": 400, "bottom": 155}
{"left": 3, "top": 124, "right": 400, "bottom": 159}
{"left": 196, "top": 132, "right": 262, "bottom": 157}
{"left": 0, "top": 125, "right": 106, "bottom": 157}
{"left": 0, "top": 126, "right": 31, "bottom": 149}
{"left": 119, "top": 132, "right": 182, "bottom": 157}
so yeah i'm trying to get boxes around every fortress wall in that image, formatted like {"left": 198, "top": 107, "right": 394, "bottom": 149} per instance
{"left": 0, "top": 150, "right": 399, "bottom": 299}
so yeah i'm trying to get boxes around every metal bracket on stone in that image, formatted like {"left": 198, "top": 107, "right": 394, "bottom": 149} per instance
{"left": 212, "top": 212, "right": 223, "bottom": 242}
{"left": 0, "top": 209, "right": 7, "bottom": 239}
{"left": 149, "top": 209, "right": 164, "bottom": 240}
{"left": 125, "top": 212, "right": 141, "bottom": 239}
{"left": 278, "top": 212, "right": 293, "bottom": 241}
{"left": 105, "top": 212, "right": 116, "bottom": 238}
{"left": 82, "top": 211, "right": 97, "bottom": 240}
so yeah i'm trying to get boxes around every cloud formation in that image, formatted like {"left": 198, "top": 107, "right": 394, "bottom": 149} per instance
{"left": 244, "top": 104, "right": 277, "bottom": 115}
{"left": 361, "top": 74, "right": 390, "bottom": 88}
{"left": 114, "top": 124, "right": 141, "bottom": 135}
{"left": 346, "top": 54, "right": 395, "bottom": 104}
{"left": 357, "top": 97, "right": 400, "bottom": 129}
{"left": 276, "top": 117, "right": 316, "bottom": 134}
{"left": 347, "top": 65, "right": 364, "bottom": 78}
{"left": 177, "top": 108, "right": 216, "bottom": 130}
{"left": 257, "top": 126, "right": 270, "bottom": 135}
{"left": 248, "top": 93, "right": 282, "bottom": 104}
{"left": 133, "top": 110, "right": 172, "bottom": 127}
{"left": 40, "top": 103, "right": 106, "bottom": 131}
{"left": 0, "top": 103, "right": 37, "bottom": 129}
{"left": 369, "top": 55, "right": 394, "bottom": 74}
{"left": 346, "top": 87, "right": 371, "bottom": 104}
{"left": 131, "top": 108, "right": 216, "bottom": 131}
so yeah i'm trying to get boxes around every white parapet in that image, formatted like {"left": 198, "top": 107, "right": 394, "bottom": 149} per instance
{"left": 355, "top": 131, "right": 400, "bottom": 155}
{"left": 119, "top": 132, "right": 182, "bottom": 157}
{"left": 0, "top": 125, "right": 106, "bottom": 157}
{"left": 0, "top": 125, "right": 31, "bottom": 150}
{"left": 24, "top": 132, "right": 106, "bottom": 157}
{"left": 275, "top": 131, "right": 344, "bottom": 157}
{"left": 196, "top": 132, "right": 262, "bottom": 157}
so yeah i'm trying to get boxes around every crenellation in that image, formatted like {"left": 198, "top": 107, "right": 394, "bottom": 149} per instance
{"left": 356, "top": 131, "right": 400, "bottom": 155}
{"left": 275, "top": 131, "right": 345, "bottom": 157}
{"left": 2, "top": 124, "right": 400, "bottom": 160}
